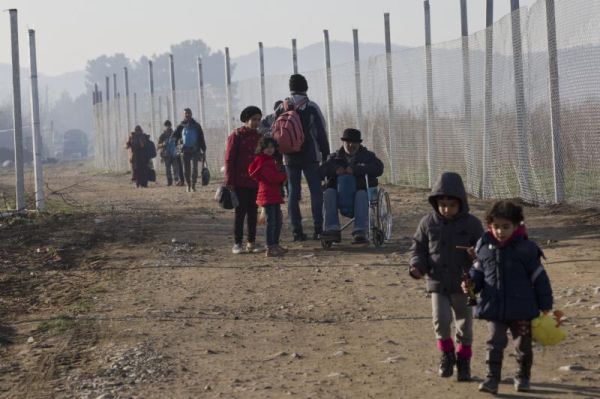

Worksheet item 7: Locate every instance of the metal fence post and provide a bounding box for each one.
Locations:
[323,30,334,147]
[169,54,178,123]
[292,38,298,74]
[353,29,363,134]
[9,9,25,211]
[166,96,171,122]
[105,75,110,170]
[124,67,131,133]
[116,92,122,169]
[482,0,494,198]
[148,60,156,137]
[258,43,266,113]
[197,57,206,126]
[510,0,532,201]
[384,13,396,184]
[28,29,44,211]
[224,47,233,133]
[424,1,435,188]
[133,92,138,126]
[460,0,476,196]
[545,0,564,203]
[158,96,163,127]
[113,73,119,169]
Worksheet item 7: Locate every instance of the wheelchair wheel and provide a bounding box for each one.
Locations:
[321,239,333,250]
[377,189,393,241]
[372,228,384,248]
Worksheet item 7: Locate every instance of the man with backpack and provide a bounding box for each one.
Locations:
[273,74,330,241]
[157,120,179,186]
[174,108,207,192]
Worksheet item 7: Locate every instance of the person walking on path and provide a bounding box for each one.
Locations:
[174,108,206,192]
[157,120,179,186]
[275,74,330,241]
[249,137,288,257]
[409,172,484,382]
[125,125,155,188]
[225,106,264,254]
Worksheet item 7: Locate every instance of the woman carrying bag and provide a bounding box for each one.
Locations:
[224,106,264,254]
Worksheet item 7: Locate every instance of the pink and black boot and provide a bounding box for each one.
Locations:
[456,344,472,381]
[437,339,456,378]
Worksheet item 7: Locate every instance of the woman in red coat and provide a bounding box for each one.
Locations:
[248,137,288,257]
[225,106,263,254]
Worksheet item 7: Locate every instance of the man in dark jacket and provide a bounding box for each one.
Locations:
[409,172,484,381]
[319,128,383,244]
[174,108,207,192]
[275,75,330,241]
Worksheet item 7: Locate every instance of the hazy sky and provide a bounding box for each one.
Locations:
[1,0,537,76]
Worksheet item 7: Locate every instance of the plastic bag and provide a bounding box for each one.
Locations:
[258,207,266,225]
[532,310,567,346]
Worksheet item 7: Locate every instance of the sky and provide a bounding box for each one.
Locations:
[1,0,538,76]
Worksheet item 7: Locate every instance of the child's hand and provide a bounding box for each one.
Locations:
[409,266,423,279]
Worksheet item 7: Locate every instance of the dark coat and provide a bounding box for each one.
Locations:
[174,118,206,152]
[319,146,384,190]
[409,172,484,294]
[248,153,287,206]
[275,95,330,166]
[224,127,262,189]
[469,230,553,321]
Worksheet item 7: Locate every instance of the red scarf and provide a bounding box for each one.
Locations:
[488,224,528,248]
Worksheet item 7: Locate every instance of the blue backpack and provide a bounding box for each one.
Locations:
[182,125,198,148]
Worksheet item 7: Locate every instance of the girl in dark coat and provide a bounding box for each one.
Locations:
[125,125,152,188]
[225,106,263,254]
[465,200,553,394]
[248,137,287,257]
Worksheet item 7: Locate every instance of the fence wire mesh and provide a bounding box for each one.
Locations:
[92,0,600,205]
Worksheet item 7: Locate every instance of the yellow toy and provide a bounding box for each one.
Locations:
[532,310,567,346]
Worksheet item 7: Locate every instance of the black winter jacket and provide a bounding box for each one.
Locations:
[173,118,206,153]
[469,231,553,321]
[409,172,484,294]
[319,146,384,190]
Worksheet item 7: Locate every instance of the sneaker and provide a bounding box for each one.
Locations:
[514,377,530,392]
[232,243,244,254]
[438,352,456,378]
[351,233,368,244]
[246,242,264,253]
[293,233,308,242]
[266,246,284,257]
[456,357,471,382]
[276,245,289,253]
[321,230,341,243]
[479,377,499,394]
[191,184,197,192]
[312,232,322,241]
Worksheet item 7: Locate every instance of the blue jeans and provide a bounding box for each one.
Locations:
[285,163,323,236]
[323,188,368,235]
[163,156,179,185]
[264,204,283,247]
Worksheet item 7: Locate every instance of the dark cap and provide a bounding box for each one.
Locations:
[240,105,262,123]
[289,74,308,93]
[164,120,172,127]
[341,128,362,143]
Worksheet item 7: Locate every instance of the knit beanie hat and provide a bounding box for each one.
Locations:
[289,74,308,93]
[240,106,262,123]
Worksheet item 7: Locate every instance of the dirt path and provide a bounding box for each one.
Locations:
[1,163,599,398]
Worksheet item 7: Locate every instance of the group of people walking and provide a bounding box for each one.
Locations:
[123,72,557,395]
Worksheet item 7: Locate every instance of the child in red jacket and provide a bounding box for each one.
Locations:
[248,137,288,257]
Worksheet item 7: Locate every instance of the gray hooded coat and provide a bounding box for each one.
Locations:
[409,172,484,294]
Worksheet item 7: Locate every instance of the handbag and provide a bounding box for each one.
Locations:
[201,158,211,186]
[215,185,239,210]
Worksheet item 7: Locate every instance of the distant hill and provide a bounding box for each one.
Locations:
[232,41,410,81]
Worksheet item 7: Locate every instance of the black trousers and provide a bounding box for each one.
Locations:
[486,320,533,366]
[234,187,258,245]
[181,149,201,186]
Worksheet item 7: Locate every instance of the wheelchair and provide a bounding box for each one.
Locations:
[321,174,392,249]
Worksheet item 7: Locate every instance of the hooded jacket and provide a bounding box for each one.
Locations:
[224,127,262,189]
[319,145,384,190]
[174,117,206,153]
[248,153,287,206]
[469,228,553,321]
[409,172,484,294]
[275,94,330,166]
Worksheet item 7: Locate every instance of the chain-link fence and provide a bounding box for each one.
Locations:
[92,0,600,205]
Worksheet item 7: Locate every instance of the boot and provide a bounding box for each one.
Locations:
[514,355,532,392]
[456,357,471,382]
[438,351,456,378]
[479,351,503,394]
[191,183,197,192]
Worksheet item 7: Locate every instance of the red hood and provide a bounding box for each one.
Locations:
[248,153,272,178]
[488,224,528,247]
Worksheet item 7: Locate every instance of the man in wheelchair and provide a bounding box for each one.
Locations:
[319,128,384,244]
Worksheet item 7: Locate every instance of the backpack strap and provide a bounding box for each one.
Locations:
[283,97,308,112]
